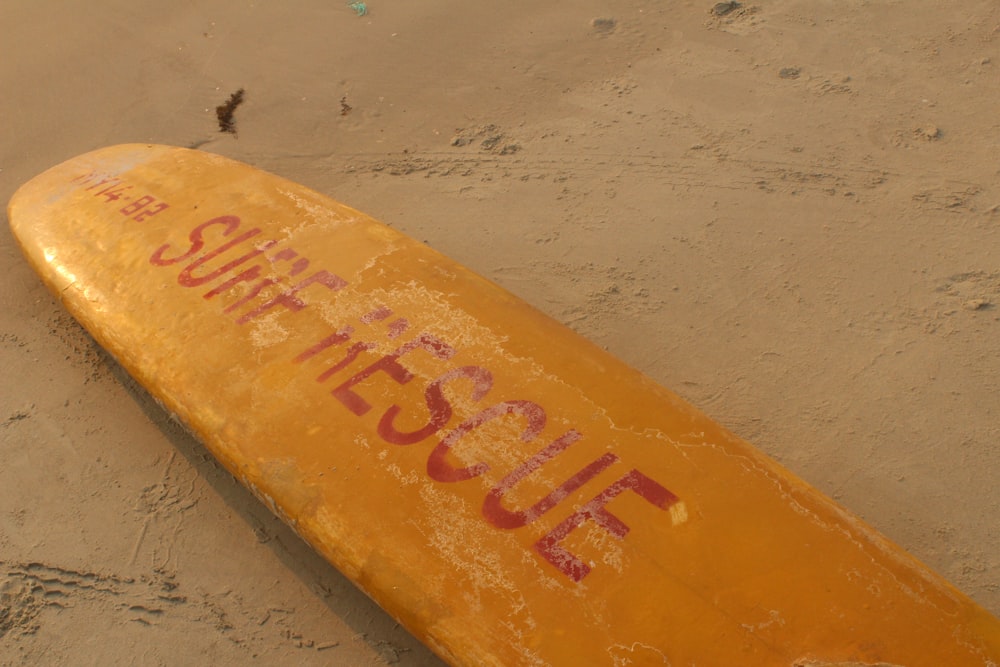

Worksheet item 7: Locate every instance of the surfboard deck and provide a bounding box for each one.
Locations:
[8,144,999,666]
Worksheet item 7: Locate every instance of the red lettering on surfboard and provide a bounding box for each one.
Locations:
[295,328,354,364]
[69,172,166,215]
[207,247,313,309]
[378,365,493,446]
[267,248,309,276]
[331,333,457,416]
[100,174,685,583]
[179,231,276,287]
[316,341,377,381]
[203,266,271,302]
[278,269,684,583]
[148,215,348,324]
[534,469,680,582]
[70,172,98,184]
[296,306,412,383]
[427,401,547,483]
[84,177,127,198]
[120,195,170,221]
[120,195,156,216]
[482,432,619,529]
[73,172,132,202]
[235,270,348,323]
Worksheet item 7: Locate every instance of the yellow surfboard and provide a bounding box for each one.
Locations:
[8,144,1000,666]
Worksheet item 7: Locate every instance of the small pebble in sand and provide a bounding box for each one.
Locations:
[914,125,942,140]
[711,1,741,16]
[964,298,990,311]
[591,17,617,35]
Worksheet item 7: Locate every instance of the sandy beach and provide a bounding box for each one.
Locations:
[2,1,998,664]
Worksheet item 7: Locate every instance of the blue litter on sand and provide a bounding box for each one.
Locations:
[348,1,367,16]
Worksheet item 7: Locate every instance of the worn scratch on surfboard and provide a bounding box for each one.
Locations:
[607,642,670,666]
[278,188,359,231]
[247,310,290,349]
